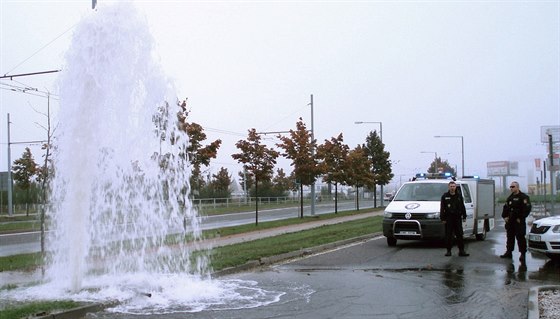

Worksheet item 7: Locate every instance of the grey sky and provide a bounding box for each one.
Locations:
[1,0,558,190]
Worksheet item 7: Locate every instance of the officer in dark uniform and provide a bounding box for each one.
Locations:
[440,181,469,257]
[500,181,532,261]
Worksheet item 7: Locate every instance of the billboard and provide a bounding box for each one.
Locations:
[487,161,518,176]
[0,172,8,191]
[541,125,560,143]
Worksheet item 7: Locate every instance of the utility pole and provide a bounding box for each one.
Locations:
[548,133,555,213]
[7,114,13,216]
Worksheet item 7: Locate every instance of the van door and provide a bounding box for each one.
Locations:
[459,184,475,235]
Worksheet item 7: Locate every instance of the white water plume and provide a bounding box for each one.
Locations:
[45,2,201,291]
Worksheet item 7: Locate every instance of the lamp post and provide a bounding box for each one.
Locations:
[434,135,464,177]
[420,151,438,173]
[355,121,382,141]
[355,121,384,207]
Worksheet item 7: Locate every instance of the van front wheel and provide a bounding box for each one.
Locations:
[387,237,397,246]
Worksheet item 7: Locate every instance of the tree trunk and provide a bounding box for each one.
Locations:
[255,178,259,226]
[334,183,338,214]
[373,183,377,208]
[300,183,304,218]
[26,189,30,216]
[356,185,360,210]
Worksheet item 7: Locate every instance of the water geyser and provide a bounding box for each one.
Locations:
[46,2,202,292]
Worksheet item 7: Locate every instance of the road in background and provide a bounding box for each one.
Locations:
[0,200,375,257]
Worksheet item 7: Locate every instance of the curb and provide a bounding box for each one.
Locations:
[528,285,560,319]
[34,302,114,319]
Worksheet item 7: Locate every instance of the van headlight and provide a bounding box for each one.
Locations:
[384,211,393,218]
[426,212,440,219]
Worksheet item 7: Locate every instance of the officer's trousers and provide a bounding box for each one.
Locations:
[445,217,465,252]
[505,220,527,253]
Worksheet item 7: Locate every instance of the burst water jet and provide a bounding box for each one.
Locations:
[2,3,291,313]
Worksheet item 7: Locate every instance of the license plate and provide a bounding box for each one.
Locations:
[399,231,417,235]
[529,234,541,242]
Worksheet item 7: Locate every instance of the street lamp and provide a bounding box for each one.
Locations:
[355,121,384,207]
[434,135,464,177]
[354,121,382,141]
[420,151,438,173]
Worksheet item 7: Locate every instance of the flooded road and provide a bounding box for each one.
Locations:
[91,221,559,319]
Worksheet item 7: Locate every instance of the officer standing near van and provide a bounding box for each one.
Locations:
[440,181,469,257]
[500,181,532,261]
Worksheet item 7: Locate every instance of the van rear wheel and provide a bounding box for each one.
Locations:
[387,237,397,246]
[475,227,487,241]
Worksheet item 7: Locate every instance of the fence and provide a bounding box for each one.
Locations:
[1,196,319,215]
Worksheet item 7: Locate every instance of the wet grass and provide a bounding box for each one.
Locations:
[207,215,383,271]
[0,253,44,272]
[0,300,80,319]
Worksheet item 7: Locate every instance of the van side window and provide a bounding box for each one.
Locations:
[458,185,472,203]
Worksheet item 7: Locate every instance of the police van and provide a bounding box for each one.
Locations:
[382,173,496,246]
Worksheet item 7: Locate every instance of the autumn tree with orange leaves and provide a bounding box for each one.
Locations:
[232,128,279,225]
[176,99,222,196]
[317,133,349,213]
[345,145,374,210]
[277,118,323,218]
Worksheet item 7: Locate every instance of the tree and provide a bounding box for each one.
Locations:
[238,168,293,198]
[208,167,232,198]
[238,170,253,197]
[428,157,457,176]
[271,168,295,197]
[12,147,38,215]
[232,128,279,225]
[175,99,222,196]
[363,131,393,208]
[317,133,349,213]
[345,145,374,210]
[277,118,322,218]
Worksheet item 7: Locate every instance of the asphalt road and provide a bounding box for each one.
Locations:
[0,200,374,257]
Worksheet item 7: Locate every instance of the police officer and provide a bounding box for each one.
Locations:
[440,181,469,257]
[500,181,532,261]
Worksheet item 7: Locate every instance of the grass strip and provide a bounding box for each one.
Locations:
[207,215,383,271]
[0,221,40,233]
[204,208,378,239]
[0,253,44,272]
[0,300,80,319]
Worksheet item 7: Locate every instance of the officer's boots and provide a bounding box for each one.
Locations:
[500,251,513,258]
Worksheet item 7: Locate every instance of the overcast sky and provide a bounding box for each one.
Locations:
[1,0,559,190]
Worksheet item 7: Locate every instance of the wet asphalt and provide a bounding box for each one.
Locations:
[87,220,559,319]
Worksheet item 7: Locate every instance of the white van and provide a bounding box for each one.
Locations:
[382,173,495,246]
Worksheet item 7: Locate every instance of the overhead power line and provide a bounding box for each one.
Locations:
[5,21,76,75]
[1,70,61,79]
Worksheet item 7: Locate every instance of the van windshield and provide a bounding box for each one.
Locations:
[393,183,451,201]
